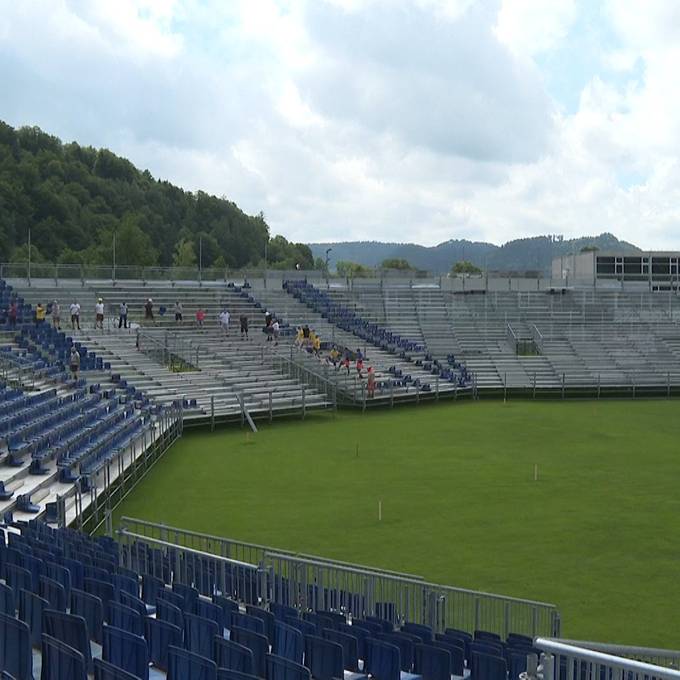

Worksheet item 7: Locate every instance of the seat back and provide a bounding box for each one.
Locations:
[70,588,104,644]
[378,631,417,672]
[273,621,303,664]
[17,589,48,648]
[167,645,217,680]
[41,633,87,680]
[4,564,32,602]
[216,670,259,680]
[470,641,504,673]
[84,577,115,611]
[365,615,392,632]
[93,658,140,680]
[42,609,92,672]
[141,573,164,605]
[118,591,147,619]
[158,588,185,611]
[414,644,451,680]
[0,612,32,680]
[266,654,311,680]
[213,595,239,629]
[304,635,344,680]
[40,575,67,612]
[365,638,400,680]
[45,562,71,602]
[475,630,502,643]
[145,617,183,672]
[214,637,255,674]
[431,639,465,676]
[102,624,150,680]
[107,601,144,636]
[197,599,225,632]
[172,582,199,612]
[113,574,139,599]
[232,612,265,635]
[322,628,359,672]
[270,603,298,621]
[185,612,219,659]
[230,626,268,678]
[157,598,184,630]
[284,616,316,639]
[246,605,275,641]
[0,582,16,616]
[402,622,433,643]
[472,652,507,680]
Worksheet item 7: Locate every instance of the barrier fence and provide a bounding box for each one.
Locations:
[534,638,680,680]
[117,517,560,639]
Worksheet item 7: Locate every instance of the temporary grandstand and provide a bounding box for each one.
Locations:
[3,266,680,679]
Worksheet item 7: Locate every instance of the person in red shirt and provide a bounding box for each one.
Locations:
[196,308,206,327]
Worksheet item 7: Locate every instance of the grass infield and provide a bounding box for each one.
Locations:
[112,400,680,647]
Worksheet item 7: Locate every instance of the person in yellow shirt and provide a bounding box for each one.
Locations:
[295,327,304,348]
[35,303,46,326]
[313,335,321,356]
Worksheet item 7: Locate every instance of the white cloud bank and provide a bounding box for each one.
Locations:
[1,0,680,247]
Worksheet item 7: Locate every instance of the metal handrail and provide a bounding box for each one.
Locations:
[534,638,680,679]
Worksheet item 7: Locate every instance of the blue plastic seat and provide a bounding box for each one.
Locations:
[414,644,451,680]
[365,639,400,680]
[246,605,275,640]
[431,639,465,676]
[157,598,184,630]
[107,600,144,636]
[44,563,71,601]
[232,612,266,635]
[4,564,32,602]
[84,577,115,611]
[266,654,311,680]
[102,624,150,680]
[472,652,507,680]
[273,620,303,664]
[216,670,259,680]
[377,632,417,672]
[304,634,344,680]
[41,633,87,680]
[322,628,359,672]
[118,591,148,620]
[146,617,183,672]
[285,616,317,639]
[270,603,298,621]
[43,609,92,673]
[141,573,164,606]
[185,612,220,659]
[0,582,16,616]
[17,588,49,649]
[167,645,217,680]
[158,588,185,611]
[212,595,239,628]
[113,574,139,599]
[214,637,255,674]
[172,582,199,612]
[70,588,104,644]
[197,599,225,632]
[93,658,140,680]
[40,575,67,612]
[0,612,32,680]
[475,630,501,643]
[230,626,268,678]
[401,622,433,643]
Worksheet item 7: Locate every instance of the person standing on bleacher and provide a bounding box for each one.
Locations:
[35,302,46,326]
[174,300,183,323]
[51,299,61,330]
[118,301,128,329]
[70,346,80,380]
[70,300,81,330]
[95,298,105,330]
[144,298,154,322]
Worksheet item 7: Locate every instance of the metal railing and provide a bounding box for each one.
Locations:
[136,329,200,371]
[550,639,680,670]
[117,528,266,604]
[117,517,559,637]
[534,638,680,680]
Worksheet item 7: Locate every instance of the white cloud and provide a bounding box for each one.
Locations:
[1,0,680,249]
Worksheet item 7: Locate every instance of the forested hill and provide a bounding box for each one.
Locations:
[0,121,312,269]
[310,233,640,274]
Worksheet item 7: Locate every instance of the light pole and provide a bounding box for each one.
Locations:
[325,248,332,288]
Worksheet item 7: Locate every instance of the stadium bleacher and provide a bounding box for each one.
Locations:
[0,519,553,680]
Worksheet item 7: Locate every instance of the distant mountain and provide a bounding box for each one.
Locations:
[309,233,640,274]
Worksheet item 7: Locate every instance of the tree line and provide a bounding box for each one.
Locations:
[0,121,313,270]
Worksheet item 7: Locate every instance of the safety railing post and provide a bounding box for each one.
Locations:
[210,395,215,431]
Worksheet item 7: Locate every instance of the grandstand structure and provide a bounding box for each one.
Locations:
[3,268,680,677]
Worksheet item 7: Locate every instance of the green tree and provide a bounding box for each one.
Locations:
[116,214,158,266]
[173,238,197,267]
[336,260,373,277]
[381,257,413,270]
[451,260,482,275]
[314,257,329,273]
[580,245,599,253]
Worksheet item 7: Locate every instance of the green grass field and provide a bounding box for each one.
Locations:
[112,400,680,648]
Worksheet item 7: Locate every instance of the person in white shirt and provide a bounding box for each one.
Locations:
[69,301,81,330]
[219,309,230,336]
[95,298,104,330]
[272,319,280,346]
[174,301,183,323]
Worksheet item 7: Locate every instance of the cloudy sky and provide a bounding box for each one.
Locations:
[2,0,680,247]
